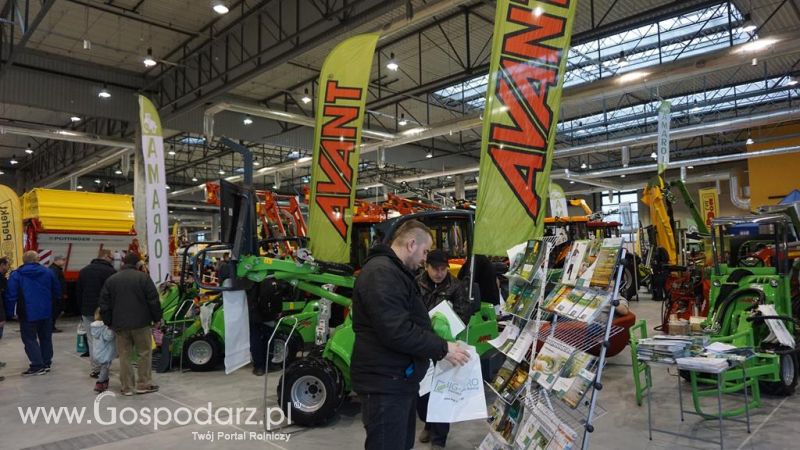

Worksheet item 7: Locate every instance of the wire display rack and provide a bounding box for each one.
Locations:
[481,240,628,450]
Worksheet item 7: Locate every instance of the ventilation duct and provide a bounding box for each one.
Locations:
[729,173,751,210]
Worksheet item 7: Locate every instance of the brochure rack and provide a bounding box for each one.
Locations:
[481,239,628,450]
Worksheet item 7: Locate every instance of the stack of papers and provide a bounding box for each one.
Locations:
[676,356,730,373]
[637,336,694,364]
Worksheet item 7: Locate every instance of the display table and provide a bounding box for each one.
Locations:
[641,359,752,450]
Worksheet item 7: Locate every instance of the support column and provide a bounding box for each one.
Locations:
[454,174,466,200]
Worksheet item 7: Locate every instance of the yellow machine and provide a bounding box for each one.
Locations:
[641,176,677,264]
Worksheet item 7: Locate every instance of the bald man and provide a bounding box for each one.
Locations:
[5,251,61,376]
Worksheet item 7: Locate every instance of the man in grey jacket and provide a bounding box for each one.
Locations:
[99,253,161,396]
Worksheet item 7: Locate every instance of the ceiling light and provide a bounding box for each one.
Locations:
[192,176,198,182]
[94,178,101,184]
[98,86,111,99]
[219,169,225,175]
[115,169,123,175]
[25,144,33,155]
[243,115,253,125]
[168,145,176,156]
[746,137,755,145]
[788,77,798,86]
[752,57,758,66]
[617,70,649,84]
[739,38,778,54]
[70,115,81,122]
[620,174,626,178]
[253,159,261,166]
[398,113,408,127]
[76,184,82,189]
[580,162,587,169]
[212,2,229,14]
[192,206,197,210]
[569,180,575,184]
[426,150,433,159]
[272,184,278,189]
[143,48,157,67]
[165,185,171,190]
[83,39,91,50]
[687,166,694,169]
[650,151,658,159]
[533,6,544,16]
[386,52,398,71]
[9,155,18,165]
[617,51,628,67]
[301,88,311,104]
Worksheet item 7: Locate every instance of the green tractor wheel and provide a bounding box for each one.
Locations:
[267,333,303,372]
[183,334,223,372]
[278,357,344,426]
[761,350,799,397]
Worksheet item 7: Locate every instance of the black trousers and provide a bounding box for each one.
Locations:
[360,393,416,450]
[417,393,450,446]
[249,322,272,370]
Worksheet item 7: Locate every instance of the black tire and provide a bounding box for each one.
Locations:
[183,334,223,372]
[277,357,342,426]
[267,332,303,372]
[761,351,799,397]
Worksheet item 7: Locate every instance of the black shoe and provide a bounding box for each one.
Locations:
[44,365,51,373]
[22,368,47,377]
[80,352,90,358]
[252,367,266,376]
[52,328,63,333]
[0,361,6,368]
[89,371,100,379]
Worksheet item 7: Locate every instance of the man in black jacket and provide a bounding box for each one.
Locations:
[99,253,161,396]
[352,220,470,450]
[76,251,116,376]
[415,250,473,448]
[50,256,67,333]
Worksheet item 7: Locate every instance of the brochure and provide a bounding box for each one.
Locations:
[553,288,586,316]
[506,319,541,363]
[560,241,589,286]
[542,285,573,312]
[492,358,519,392]
[531,338,575,390]
[575,239,603,286]
[529,402,559,450]
[500,361,530,402]
[589,238,623,287]
[546,422,578,450]
[565,290,596,319]
[552,350,596,407]
[576,290,612,323]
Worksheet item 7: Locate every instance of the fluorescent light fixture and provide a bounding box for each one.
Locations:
[70,116,81,122]
[736,38,778,53]
[569,180,575,184]
[218,169,225,175]
[386,52,398,71]
[115,169,123,174]
[98,86,111,99]
[398,113,408,127]
[9,155,18,165]
[426,151,433,159]
[25,144,33,155]
[192,176,198,182]
[76,184,82,189]
[253,159,261,166]
[746,137,755,145]
[687,165,694,169]
[212,2,229,14]
[143,48,157,67]
[617,70,649,83]
[165,185,171,190]
[620,174,626,178]
[272,184,278,189]
[243,115,253,125]
[94,178,101,184]
[301,88,311,104]
[192,206,197,210]
[168,148,176,156]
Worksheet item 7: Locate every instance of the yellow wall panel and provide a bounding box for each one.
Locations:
[747,124,800,207]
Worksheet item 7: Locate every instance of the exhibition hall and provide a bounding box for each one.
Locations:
[1,1,799,449]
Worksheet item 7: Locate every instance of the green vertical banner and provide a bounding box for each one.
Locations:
[308,33,379,263]
[474,0,579,256]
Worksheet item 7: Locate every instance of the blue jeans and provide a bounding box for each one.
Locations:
[20,319,53,370]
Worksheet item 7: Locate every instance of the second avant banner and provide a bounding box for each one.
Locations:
[474,0,579,256]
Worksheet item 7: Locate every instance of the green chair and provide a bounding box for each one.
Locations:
[629,319,652,406]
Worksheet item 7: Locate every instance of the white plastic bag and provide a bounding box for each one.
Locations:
[200,303,215,335]
[426,344,487,423]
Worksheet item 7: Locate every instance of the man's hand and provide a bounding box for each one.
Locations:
[444,342,470,366]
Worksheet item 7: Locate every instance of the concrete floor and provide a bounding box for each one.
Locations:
[1,295,798,450]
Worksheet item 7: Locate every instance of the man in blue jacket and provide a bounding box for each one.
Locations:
[5,251,61,376]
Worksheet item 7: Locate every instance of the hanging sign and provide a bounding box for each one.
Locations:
[138,95,170,283]
[473,0,579,256]
[657,101,671,175]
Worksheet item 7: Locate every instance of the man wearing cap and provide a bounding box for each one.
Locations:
[99,253,161,395]
[415,249,473,449]
[50,255,67,333]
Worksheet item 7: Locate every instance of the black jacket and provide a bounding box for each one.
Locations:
[417,271,472,324]
[76,259,117,316]
[99,265,161,331]
[50,264,66,298]
[458,254,500,305]
[351,245,448,395]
